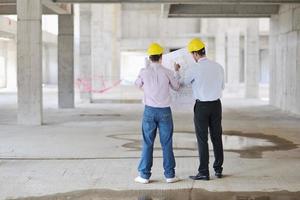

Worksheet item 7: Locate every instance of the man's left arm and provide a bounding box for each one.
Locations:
[221,66,225,90]
[135,69,144,88]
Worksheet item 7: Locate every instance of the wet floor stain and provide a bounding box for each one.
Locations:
[107,131,298,159]
[80,113,121,117]
[11,189,300,200]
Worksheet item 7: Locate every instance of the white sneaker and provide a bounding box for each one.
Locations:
[166,176,180,183]
[134,176,149,184]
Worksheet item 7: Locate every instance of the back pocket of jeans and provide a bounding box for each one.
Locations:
[161,113,172,122]
[143,114,154,122]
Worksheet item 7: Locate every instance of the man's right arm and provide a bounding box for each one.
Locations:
[174,64,194,86]
[168,70,180,91]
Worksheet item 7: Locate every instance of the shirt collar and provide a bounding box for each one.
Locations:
[198,57,207,62]
[149,62,161,67]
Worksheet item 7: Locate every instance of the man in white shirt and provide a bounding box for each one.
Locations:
[175,38,224,180]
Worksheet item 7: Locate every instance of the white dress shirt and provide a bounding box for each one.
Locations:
[178,57,225,101]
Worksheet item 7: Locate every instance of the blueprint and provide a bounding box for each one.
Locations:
[161,48,195,106]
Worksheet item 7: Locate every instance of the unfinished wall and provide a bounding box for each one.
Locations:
[269,4,300,115]
[121,4,201,50]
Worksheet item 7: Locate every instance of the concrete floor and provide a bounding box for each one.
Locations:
[0,88,300,200]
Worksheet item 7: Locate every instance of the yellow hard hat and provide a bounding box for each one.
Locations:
[147,43,164,56]
[187,38,205,52]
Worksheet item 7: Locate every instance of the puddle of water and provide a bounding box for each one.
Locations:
[12,189,300,200]
[108,131,298,159]
[112,133,275,151]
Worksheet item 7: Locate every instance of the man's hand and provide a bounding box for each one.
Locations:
[174,63,181,72]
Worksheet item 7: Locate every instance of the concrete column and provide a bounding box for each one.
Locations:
[43,44,58,85]
[79,5,92,102]
[6,41,17,90]
[42,44,48,84]
[0,41,7,88]
[215,32,226,72]
[17,0,42,125]
[73,4,80,91]
[269,15,279,107]
[58,14,74,108]
[245,19,260,98]
[297,30,300,114]
[91,4,121,95]
[111,4,121,83]
[226,29,240,92]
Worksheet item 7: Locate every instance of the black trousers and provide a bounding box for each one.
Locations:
[194,99,224,175]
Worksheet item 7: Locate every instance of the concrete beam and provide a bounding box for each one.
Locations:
[52,0,300,4]
[160,4,170,18]
[0,5,71,14]
[0,0,72,15]
[0,4,15,14]
[168,4,279,18]
[42,0,72,14]
[0,16,58,45]
[0,0,15,4]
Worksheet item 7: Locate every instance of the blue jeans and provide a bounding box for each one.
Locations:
[138,105,176,179]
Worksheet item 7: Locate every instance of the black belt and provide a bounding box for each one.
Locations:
[196,99,220,103]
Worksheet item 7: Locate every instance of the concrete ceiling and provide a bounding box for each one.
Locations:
[52,0,300,3]
[0,0,299,17]
[53,0,299,18]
